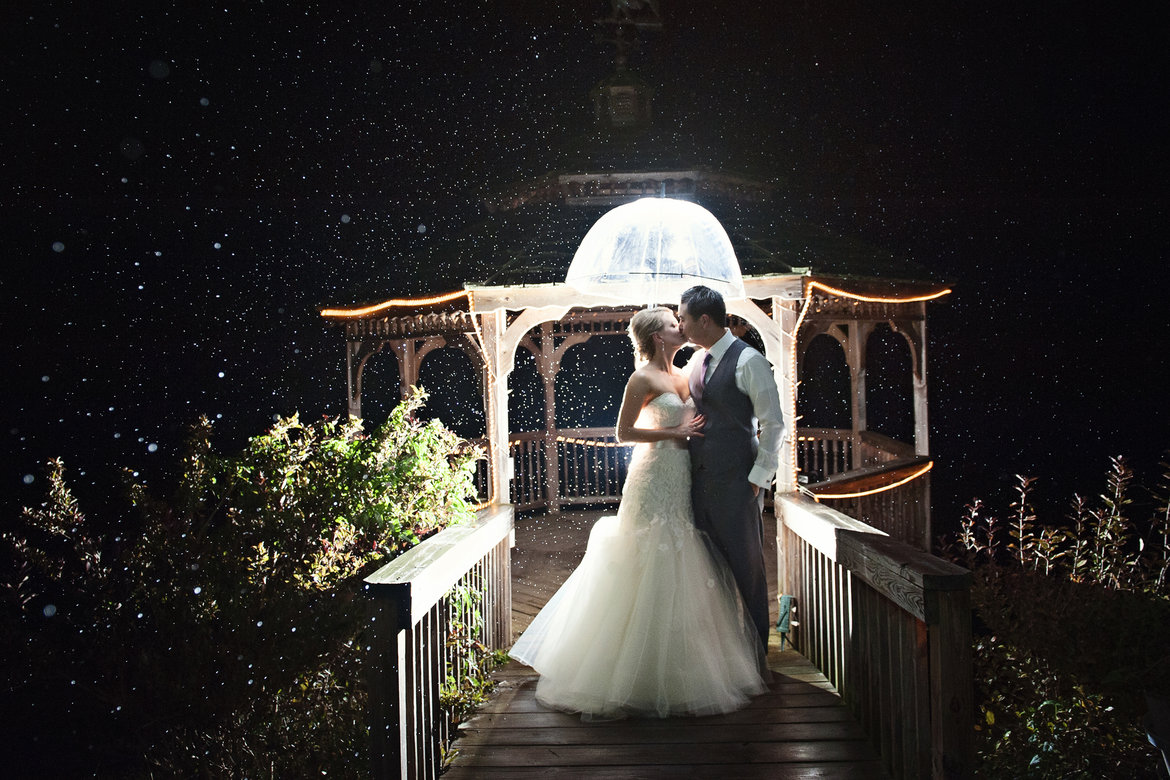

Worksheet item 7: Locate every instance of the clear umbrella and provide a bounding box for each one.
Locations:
[565,197,744,304]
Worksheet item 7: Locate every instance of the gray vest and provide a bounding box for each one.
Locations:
[691,338,757,477]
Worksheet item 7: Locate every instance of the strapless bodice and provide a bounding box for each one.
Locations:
[635,391,692,431]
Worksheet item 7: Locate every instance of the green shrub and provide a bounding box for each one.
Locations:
[0,388,481,777]
[944,456,1169,777]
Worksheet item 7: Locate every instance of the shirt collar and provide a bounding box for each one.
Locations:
[706,329,735,364]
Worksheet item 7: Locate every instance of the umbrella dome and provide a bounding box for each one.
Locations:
[565,197,745,303]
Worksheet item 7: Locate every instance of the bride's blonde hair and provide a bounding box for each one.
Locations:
[629,306,672,364]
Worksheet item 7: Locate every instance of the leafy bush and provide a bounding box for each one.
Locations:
[943,456,1169,777]
[0,389,481,777]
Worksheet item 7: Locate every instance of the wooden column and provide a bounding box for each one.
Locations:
[539,322,561,512]
[391,339,419,400]
[910,310,930,457]
[774,297,801,493]
[346,339,385,419]
[479,310,512,506]
[387,336,450,400]
[847,322,874,446]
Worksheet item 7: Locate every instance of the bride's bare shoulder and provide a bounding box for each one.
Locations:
[628,367,675,401]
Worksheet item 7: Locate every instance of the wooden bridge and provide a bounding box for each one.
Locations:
[364,429,974,779]
[443,509,890,779]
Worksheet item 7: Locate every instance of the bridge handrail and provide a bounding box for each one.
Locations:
[777,493,973,779]
[364,504,515,779]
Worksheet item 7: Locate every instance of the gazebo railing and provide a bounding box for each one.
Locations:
[808,455,933,550]
[364,504,514,780]
[797,428,913,483]
[554,428,630,507]
[473,428,632,510]
[478,427,922,521]
[777,493,973,779]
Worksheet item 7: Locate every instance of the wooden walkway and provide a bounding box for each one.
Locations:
[444,510,888,779]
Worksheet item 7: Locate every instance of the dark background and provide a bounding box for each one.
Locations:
[3,1,1168,529]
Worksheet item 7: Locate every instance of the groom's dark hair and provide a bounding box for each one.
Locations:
[681,285,726,326]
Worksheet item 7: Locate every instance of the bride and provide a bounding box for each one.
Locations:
[509,306,769,719]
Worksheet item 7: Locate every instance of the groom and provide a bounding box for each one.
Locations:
[678,285,785,651]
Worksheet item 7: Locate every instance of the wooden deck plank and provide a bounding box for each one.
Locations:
[443,764,888,779]
[455,721,869,746]
[449,741,880,766]
[445,509,888,779]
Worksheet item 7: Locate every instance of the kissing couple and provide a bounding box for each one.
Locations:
[510,285,787,719]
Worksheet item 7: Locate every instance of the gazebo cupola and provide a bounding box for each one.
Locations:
[590,0,659,134]
[591,55,654,132]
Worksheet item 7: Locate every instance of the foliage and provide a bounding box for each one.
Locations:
[439,584,508,762]
[0,388,481,777]
[943,456,1170,777]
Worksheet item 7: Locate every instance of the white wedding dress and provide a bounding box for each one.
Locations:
[509,392,769,719]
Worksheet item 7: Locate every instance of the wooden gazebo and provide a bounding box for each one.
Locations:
[333,222,971,778]
[322,250,948,546]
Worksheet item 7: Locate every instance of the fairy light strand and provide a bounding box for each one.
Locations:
[320,289,469,318]
[808,461,934,500]
[553,435,633,448]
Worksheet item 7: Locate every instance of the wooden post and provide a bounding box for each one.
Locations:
[346,338,362,419]
[929,587,974,779]
[540,322,561,511]
[848,321,874,452]
[367,594,407,779]
[479,310,512,505]
[773,296,800,493]
[347,339,385,420]
[910,309,930,458]
[390,339,419,401]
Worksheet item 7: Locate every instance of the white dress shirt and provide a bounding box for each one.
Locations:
[694,329,786,489]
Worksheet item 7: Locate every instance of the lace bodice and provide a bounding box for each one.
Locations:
[635,392,693,431]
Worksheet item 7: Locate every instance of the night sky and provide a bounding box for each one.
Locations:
[3,1,1168,527]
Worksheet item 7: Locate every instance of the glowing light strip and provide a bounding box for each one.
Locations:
[811,461,934,500]
[320,289,469,318]
[553,436,634,448]
[805,280,952,305]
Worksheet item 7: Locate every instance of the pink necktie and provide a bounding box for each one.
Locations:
[695,352,713,400]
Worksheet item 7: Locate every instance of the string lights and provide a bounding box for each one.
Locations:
[553,435,633,448]
[319,289,469,318]
[808,461,934,500]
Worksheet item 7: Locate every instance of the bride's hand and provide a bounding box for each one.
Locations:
[681,413,706,441]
